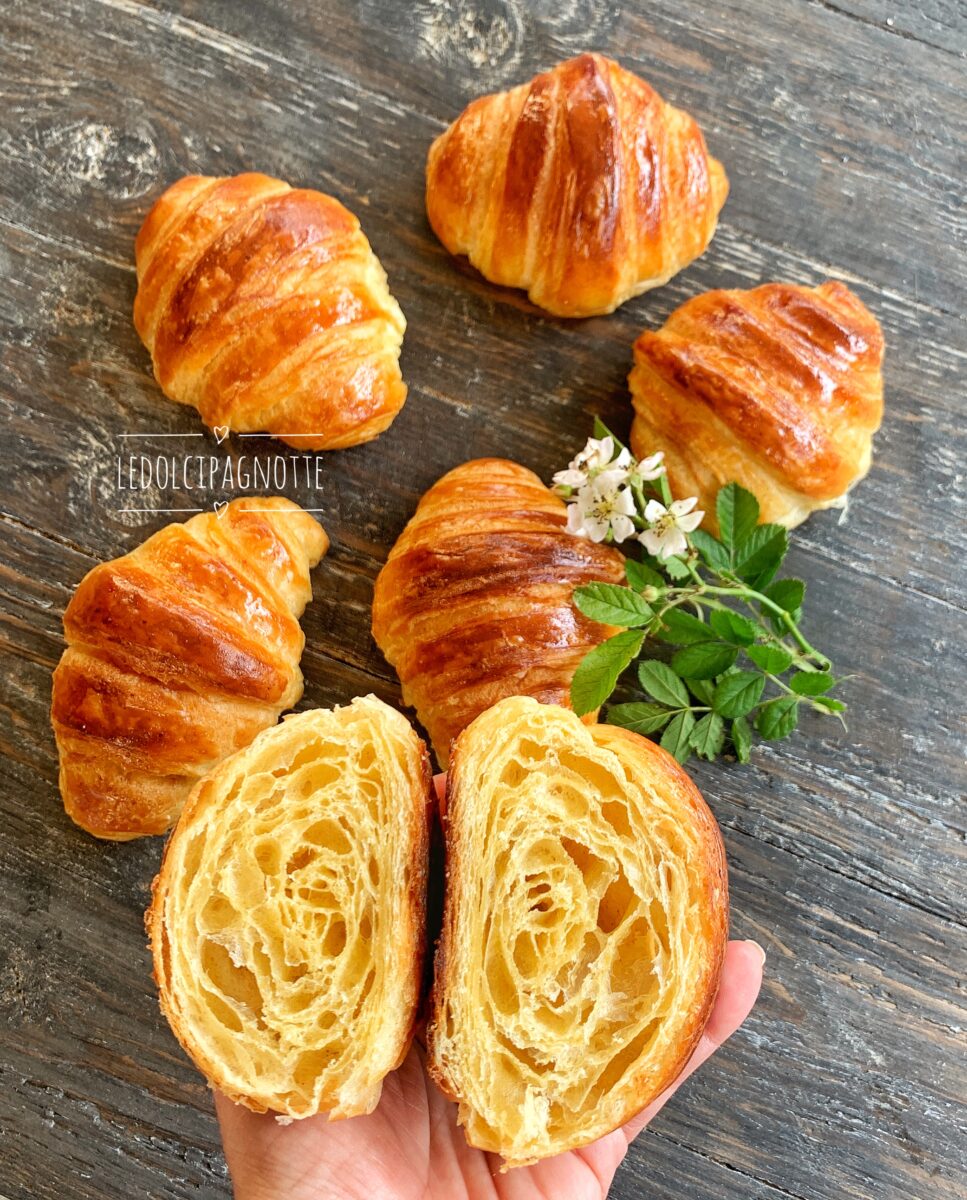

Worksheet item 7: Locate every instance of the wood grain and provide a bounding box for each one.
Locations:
[0,1,964,1198]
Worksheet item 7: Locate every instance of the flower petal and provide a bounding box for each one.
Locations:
[614,487,637,516]
[639,529,663,556]
[644,499,667,523]
[659,529,688,559]
[670,497,699,517]
[676,509,704,532]
[611,514,636,543]
[553,468,586,488]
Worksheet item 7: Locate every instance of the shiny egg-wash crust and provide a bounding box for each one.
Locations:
[427,698,728,1167]
[148,697,432,1121]
[51,498,327,841]
[426,52,728,318]
[371,458,626,767]
[630,280,885,530]
[134,172,407,450]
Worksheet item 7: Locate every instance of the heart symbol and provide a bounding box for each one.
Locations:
[214,500,228,518]
[213,425,230,444]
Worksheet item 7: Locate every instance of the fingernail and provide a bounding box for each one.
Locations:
[745,939,766,967]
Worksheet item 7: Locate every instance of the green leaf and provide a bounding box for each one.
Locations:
[671,642,738,680]
[592,416,628,454]
[717,483,760,552]
[691,528,730,572]
[766,578,805,616]
[713,671,766,717]
[653,608,717,646]
[606,702,674,736]
[660,710,696,763]
[790,671,834,696]
[734,524,788,588]
[573,583,654,628]
[686,677,716,706]
[689,712,726,760]
[570,631,644,716]
[663,555,691,581]
[637,661,690,708]
[812,696,847,713]
[746,644,794,674]
[756,697,800,740]
[732,714,753,763]
[625,558,664,591]
[709,609,758,646]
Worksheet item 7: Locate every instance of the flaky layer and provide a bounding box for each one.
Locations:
[630,280,885,529]
[149,697,431,1120]
[134,172,407,450]
[426,53,728,317]
[371,459,625,766]
[51,498,327,839]
[427,698,728,1165]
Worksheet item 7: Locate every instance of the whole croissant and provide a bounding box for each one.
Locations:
[51,498,327,840]
[426,52,728,317]
[371,459,625,766]
[629,280,885,529]
[134,173,407,450]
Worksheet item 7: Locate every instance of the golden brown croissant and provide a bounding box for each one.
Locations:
[427,697,728,1165]
[425,52,728,318]
[51,498,327,840]
[133,173,407,450]
[148,697,431,1120]
[629,280,885,529]
[371,459,625,766]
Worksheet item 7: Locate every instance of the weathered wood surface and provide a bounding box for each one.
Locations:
[0,1,964,1198]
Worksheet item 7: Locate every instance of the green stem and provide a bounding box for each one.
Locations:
[697,585,829,667]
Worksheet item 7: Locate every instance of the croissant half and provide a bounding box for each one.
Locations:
[51,498,327,840]
[371,459,626,766]
[427,697,729,1165]
[426,52,728,317]
[148,697,432,1119]
[630,280,885,529]
[134,173,407,450]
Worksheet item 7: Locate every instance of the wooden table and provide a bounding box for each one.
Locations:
[1,2,964,1197]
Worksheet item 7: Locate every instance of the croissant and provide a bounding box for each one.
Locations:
[51,498,327,840]
[133,173,407,450]
[371,458,625,766]
[148,697,431,1120]
[427,697,728,1165]
[629,280,885,529]
[425,52,728,318]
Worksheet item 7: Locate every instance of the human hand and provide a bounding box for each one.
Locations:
[217,777,763,1200]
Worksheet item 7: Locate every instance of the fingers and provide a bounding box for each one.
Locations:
[621,939,765,1142]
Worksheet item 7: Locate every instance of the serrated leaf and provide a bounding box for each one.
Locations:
[573,583,654,628]
[570,630,644,716]
[732,714,753,763]
[812,696,847,713]
[625,558,664,591]
[756,696,800,739]
[689,712,726,760]
[660,710,696,763]
[790,671,834,696]
[691,528,731,572]
[606,702,674,735]
[637,660,690,707]
[766,578,805,615]
[671,642,738,680]
[717,483,760,552]
[734,524,788,588]
[709,609,758,646]
[653,608,717,646]
[713,671,766,717]
[746,644,794,674]
[686,677,716,706]
[663,555,691,581]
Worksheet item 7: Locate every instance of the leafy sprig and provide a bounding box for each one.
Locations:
[566,423,844,766]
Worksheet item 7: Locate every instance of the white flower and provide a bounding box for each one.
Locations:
[553,435,632,491]
[639,497,704,559]
[566,476,638,544]
[632,451,665,483]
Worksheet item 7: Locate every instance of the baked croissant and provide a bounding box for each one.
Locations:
[426,52,728,317]
[51,498,327,840]
[629,280,885,529]
[427,697,728,1165]
[133,173,407,450]
[371,459,625,766]
[148,697,431,1120]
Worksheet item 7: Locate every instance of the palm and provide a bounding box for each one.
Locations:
[217,942,763,1200]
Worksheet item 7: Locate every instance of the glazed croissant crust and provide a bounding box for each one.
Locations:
[427,697,728,1166]
[134,173,407,450]
[370,458,625,766]
[426,52,728,317]
[630,280,885,529]
[148,697,431,1120]
[51,498,327,840]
